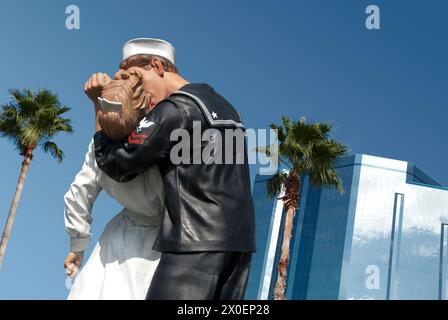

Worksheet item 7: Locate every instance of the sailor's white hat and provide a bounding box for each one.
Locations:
[122,38,176,65]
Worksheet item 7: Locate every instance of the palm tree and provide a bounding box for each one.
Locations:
[257,116,348,300]
[0,88,73,267]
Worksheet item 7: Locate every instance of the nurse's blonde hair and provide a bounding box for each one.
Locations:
[97,70,148,141]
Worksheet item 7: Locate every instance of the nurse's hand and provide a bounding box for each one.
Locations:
[84,72,112,103]
[84,72,112,131]
[64,251,84,278]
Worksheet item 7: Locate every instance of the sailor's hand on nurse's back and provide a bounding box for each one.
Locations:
[64,251,84,278]
[84,72,112,103]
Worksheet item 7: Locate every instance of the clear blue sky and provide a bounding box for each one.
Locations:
[0,0,446,299]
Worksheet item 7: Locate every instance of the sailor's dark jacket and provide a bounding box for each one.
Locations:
[94,83,256,252]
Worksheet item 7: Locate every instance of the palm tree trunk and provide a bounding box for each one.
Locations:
[274,174,301,300]
[273,205,296,300]
[0,154,32,268]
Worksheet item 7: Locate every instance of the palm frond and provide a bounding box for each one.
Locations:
[36,89,59,109]
[309,167,344,193]
[19,125,42,147]
[8,88,32,102]
[281,116,294,139]
[56,106,71,115]
[48,122,74,135]
[42,141,64,163]
[307,139,348,193]
[266,171,288,198]
[270,123,286,143]
[0,104,22,148]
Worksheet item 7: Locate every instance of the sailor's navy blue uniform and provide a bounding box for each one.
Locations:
[94,83,255,299]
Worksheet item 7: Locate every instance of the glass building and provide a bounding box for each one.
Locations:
[245,154,448,300]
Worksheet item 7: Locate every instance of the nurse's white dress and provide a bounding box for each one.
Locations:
[64,140,165,300]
